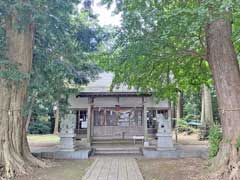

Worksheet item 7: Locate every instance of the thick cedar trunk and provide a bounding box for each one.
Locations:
[53,102,59,135]
[200,85,214,127]
[176,91,183,120]
[0,12,45,179]
[206,19,240,179]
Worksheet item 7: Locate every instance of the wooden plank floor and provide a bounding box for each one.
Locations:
[82,157,144,180]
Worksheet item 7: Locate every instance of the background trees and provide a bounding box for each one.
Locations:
[26,11,102,135]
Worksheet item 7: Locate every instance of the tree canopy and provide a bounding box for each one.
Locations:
[98,0,240,100]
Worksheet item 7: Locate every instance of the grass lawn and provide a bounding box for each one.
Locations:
[27,134,60,144]
[16,160,93,180]
[138,158,210,180]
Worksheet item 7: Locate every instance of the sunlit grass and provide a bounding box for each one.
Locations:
[27,134,60,144]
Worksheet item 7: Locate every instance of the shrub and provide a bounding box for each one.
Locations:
[235,135,240,151]
[177,119,194,134]
[28,120,51,134]
[208,124,222,158]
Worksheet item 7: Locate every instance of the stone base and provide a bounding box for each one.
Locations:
[156,133,174,150]
[33,149,92,160]
[157,147,176,151]
[143,144,208,159]
[144,141,150,147]
[59,133,76,151]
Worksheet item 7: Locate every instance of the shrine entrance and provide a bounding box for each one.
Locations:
[92,107,144,139]
[75,109,88,138]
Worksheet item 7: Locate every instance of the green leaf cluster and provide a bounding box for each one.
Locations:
[208,124,222,158]
[0,1,104,119]
[98,0,240,101]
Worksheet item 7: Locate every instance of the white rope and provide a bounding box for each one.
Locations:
[95,102,145,114]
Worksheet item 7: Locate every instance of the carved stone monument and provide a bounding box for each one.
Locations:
[156,114,175,151]
[59,113,76,151]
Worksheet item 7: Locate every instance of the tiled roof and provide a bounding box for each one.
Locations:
[81,72,137,93]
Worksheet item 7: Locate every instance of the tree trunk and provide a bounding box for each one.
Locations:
[176,91,183,120]
[206,19,240,179]
[53,102,59,135]
[25,95,36,131]
[0,12,45,179]
[171,101,176,128]
[200,85,214,127]
[201,86,205,124]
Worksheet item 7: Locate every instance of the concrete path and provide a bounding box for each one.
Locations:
[82,157,144,180]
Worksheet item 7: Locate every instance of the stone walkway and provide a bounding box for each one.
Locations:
[82,157,144,180]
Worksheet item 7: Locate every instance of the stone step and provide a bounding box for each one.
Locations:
[95,147,140,151]
[94,151,141,155]
[93,146,142,155]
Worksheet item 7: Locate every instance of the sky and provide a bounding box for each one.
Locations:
[91,0,121,27]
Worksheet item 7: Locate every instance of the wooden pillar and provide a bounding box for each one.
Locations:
[87,97,92,145]
[143,97,148,142]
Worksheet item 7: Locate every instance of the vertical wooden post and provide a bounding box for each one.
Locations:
[87,97,92,145]
[143,97,148,142]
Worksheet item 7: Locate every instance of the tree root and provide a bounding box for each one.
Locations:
[210,143,240,180]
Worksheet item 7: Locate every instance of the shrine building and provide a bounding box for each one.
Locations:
[68,72,171,146]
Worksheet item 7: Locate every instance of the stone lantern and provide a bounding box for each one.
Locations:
[156,114,175,151]
[59,113,77,151]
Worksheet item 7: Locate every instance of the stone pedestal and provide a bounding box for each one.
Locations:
[59,113,77,152]
[156,133,175,150]
[156,114,175,151]
[59,133,76,151]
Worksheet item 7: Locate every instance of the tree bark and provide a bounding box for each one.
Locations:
[176,91,183,120]
[53,102,59,135]
[0,11,45,179]
[206,19,240,179]
[200,85,214,127]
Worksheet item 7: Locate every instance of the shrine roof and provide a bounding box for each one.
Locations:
[77,72,151,97]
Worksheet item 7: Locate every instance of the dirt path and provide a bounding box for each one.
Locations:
[16,160,93,180]
[138,158,210,180]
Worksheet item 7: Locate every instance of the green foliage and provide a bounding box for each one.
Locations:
[208,124,222,158]
[235,135,240,150]
[211,88,220,123]
[28,119,51,134]
[0,60,29,81]
[27,10,102,119]
[98,0,240,102]
[1,1,104,127]
[183,92,201,121]
[177,119,194,134]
